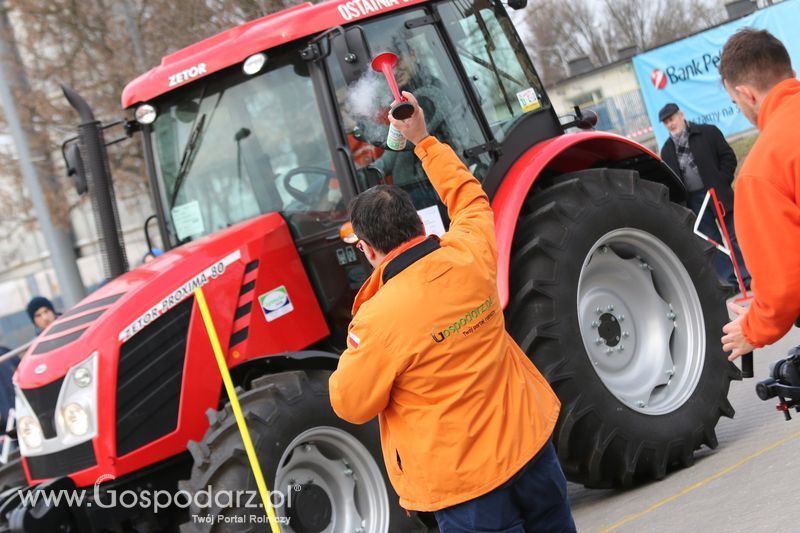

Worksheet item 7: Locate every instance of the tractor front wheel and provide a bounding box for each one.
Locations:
[179,370,422,533]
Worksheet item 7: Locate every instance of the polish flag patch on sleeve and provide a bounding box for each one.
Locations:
[348,331,361,348]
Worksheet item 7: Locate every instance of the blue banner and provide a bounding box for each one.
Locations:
[633,0,800,148]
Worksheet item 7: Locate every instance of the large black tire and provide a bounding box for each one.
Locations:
[0,454,24,493]
[506,169,740,488]
[179,370,423,533]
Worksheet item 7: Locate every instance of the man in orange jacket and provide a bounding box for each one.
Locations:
[719,29,800,359]
[329,92,574,532]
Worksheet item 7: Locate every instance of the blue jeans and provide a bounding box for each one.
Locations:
[433,442,576,533]
[687,190,750,288]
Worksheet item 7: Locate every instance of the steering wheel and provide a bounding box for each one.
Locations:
[282,166,337,206]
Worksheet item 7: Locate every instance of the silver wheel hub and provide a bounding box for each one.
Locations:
[578,230,705,415]
[275,427,389,533]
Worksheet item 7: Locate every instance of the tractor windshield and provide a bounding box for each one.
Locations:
[148,46,342,245]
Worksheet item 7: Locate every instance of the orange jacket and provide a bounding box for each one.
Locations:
[329,136,560,512]
[734,78,800,347]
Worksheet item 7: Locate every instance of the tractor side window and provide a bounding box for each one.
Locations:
[439,0,549,141]
[327,10,490,212]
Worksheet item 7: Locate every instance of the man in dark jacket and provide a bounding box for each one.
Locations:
[659,103,750,289]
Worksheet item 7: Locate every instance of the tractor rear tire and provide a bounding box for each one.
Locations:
[179,370,424,532]
[506,168,739,488]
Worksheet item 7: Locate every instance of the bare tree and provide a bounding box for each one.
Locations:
[0,0,298,271]
[604,0,722,53]
[525,0,614,84]
[522,0,725,85]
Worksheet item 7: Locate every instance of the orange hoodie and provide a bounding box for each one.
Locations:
[734,78,800,347]
[329,136,560,512]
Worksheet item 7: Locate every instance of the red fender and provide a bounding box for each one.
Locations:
[491,131,663,308]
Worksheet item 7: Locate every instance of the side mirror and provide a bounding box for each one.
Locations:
[331,26,372,85]
[64,142,88,195]
[560,106,599,130]
[507,0,528,9]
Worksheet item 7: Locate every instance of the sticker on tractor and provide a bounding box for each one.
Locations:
[516,88,541,113]
[119,250,241,342]
[171,201,205,241]
[259,286,294,322]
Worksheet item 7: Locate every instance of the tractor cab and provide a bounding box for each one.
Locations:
[132,0,559,344]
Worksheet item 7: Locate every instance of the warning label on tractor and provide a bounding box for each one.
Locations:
[259,286,294,322]
[516,88,541,113]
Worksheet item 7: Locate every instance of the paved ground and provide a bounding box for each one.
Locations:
[570,321,800,532]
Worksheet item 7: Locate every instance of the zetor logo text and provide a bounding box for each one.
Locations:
[168,63,207,88]
[650,50,722,90]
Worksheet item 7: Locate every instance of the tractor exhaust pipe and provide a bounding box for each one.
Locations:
[62,85,129,279]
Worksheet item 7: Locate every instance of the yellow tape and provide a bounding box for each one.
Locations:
[194,288,281,533]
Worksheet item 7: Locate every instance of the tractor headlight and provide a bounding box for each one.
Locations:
[18,416,43,449]
[62,403,89,436]
[135,104,157,125]
[55,352,98,442]
[73,367,92,388]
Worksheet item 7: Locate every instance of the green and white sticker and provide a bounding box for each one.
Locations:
[259,286,294,322]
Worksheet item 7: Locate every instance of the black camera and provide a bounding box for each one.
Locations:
[756,346,800,420]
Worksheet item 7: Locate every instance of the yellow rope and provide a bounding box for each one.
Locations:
[195,287,281,533]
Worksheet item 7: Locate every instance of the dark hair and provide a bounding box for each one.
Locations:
[719,28,793,90]
[349,185,424,254]
[26,296,55,323]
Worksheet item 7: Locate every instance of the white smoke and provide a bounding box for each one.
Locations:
[342,70,392,144]
[345,70,387,121]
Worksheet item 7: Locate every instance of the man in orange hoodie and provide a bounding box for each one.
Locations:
[719,29,800,359]
[329,92,574,532]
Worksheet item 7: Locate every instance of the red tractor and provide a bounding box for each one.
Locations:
[5,0,739,530]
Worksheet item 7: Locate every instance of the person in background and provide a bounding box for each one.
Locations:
[0,347,18,432]
[719,29,800,360]
[142,247,164,264]
[659,102,750,291]
[25,296,58,335]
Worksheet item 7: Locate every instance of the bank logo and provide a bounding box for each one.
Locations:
[651,69,667,90]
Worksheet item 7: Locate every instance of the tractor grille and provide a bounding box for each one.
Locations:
[26,440,96,480]
[115,297,193,457]
[20,377,64,439]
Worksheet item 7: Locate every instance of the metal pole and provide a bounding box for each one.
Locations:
[0,23,85,307]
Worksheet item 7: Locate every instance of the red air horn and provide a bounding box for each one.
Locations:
[371,52,415,120]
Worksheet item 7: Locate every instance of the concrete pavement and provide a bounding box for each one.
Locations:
[570,327,800,532]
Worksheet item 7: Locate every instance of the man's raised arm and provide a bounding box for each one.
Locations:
[388,92,496,261]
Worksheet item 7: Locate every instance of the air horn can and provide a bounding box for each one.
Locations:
[371,52,415,151]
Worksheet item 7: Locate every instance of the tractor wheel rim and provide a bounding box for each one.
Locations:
[275,426,389,533]
[577,228,706,415]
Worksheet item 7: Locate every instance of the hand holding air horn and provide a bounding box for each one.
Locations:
[371,52,414,150]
